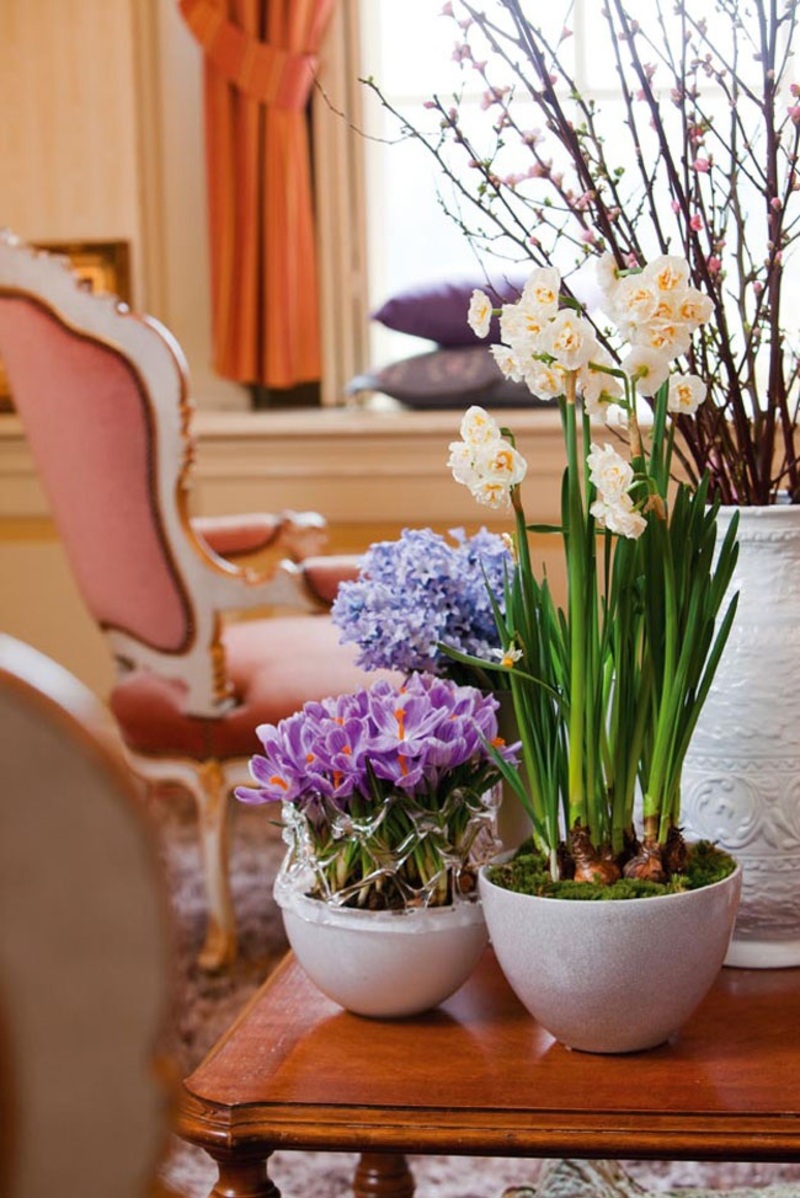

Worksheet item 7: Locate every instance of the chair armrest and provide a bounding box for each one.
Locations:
[191,509,329,562]
[300,554,363,605]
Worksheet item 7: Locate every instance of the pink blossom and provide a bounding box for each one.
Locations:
[690,214,704,231]
[706,255,722,274]
[580,229,598,245]
[440,1,453,13]
[559,26,573,41]
[671,200,681,213]
[791,83,800,96]
[624,252,639,268]
[770,197,782,211]
[693,157,711,173]
[788,105,800,124]
[575,190,595,210]
[753,280,764,295]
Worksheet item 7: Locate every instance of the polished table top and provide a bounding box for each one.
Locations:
[178,947,800,1163]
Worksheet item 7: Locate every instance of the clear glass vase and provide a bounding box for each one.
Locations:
[278,786,500,911]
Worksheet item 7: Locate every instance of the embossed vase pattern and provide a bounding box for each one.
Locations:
[681,505,800,968]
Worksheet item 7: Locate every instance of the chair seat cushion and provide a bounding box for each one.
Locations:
[109,614,395,761]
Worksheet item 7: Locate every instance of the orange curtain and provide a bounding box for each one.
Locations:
[179,0,337,389]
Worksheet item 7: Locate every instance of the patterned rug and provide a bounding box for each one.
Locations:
[153,790,800,1198]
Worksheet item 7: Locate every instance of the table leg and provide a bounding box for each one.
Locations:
[353,1153,415,1198]
[206,1147,280,1198]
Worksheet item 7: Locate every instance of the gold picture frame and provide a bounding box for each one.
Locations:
[0,239,132,412]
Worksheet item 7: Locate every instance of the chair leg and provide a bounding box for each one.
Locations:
[120,750,239,971]
[194,759,237,972]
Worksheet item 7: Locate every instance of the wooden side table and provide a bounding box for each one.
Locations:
[176,948,800,1198]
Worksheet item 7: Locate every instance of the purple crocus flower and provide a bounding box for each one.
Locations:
[234,672,522,909]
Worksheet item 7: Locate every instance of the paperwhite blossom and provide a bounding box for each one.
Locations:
[677,289,714,327]
[500,300,548,356]
[642,255,690,294]
[577,348,624,417]
[668,373,706,415]
[620,346,672,396]
[524,360,567,401]
[590,494,647,540]
[520,266,561,318]
[448,405,527,509]
[459,405,502,447]
[608,274,659,327]
[490,342,525,382]
[468,288,493,338]
[595,252,620,301]
[587,443,634,502]
[541,310,598,371]
[634,296,693,357]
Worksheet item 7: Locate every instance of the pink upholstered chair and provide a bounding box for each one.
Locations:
[0,634,179,1198]
[0,231,383,970]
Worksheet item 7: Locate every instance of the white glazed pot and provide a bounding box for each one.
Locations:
[274,872,488,1018]
[681,504,800,968]
[479,862,741,1054]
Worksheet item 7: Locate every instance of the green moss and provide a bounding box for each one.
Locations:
[486,840,736,900]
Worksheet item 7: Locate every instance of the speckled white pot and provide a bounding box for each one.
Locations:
[681,505,800,968]
[479,862,741,1054]
[274,874,488,1018]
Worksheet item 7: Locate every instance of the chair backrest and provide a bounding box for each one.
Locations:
[0,233,195,655]
[0,634,176,1198]
[0,231,324,714]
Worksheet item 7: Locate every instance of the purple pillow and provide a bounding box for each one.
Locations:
[346,346,546,410]
[371,275,528,347]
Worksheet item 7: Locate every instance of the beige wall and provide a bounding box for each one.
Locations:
[0,0,245,410]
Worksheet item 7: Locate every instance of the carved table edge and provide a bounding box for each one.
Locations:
[175,1089,800,1163]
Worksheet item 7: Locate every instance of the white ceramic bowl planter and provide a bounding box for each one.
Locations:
[275,873,488,1019]
[479,862,742,1054]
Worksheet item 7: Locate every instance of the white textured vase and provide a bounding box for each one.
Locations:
[681,504,800,968]
[479,861,741,1054]
[274,872,488,1018]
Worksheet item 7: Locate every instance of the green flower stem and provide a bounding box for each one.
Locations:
[561,375,588,833]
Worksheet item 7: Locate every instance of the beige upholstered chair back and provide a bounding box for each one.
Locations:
[0,636,175,1198]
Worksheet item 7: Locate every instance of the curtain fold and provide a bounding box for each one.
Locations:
[180,0,337,390]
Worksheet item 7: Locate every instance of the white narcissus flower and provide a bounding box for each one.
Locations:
[500,300,547,355]
[524,360,566,401]
[521,266,561,318]
[634,295,692,358]
[490,343,525,382]
[620,345,672,396]
[468,288,493,338]
[577,348,624,417]
[642,254,690,294]
[595,252,621,303]
[448,407,528,510]
[590,495,648,540]
[459,405,501,447]
[610,274,659,327]
[477,437,528,490]
[491,644,524,668]
[677,288,714,328]
[587,442,634,502]
[668,373,706,415]
[447,440,481,488]
[542,310,598,370]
